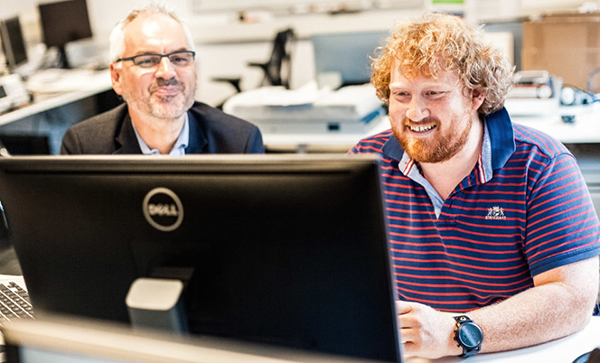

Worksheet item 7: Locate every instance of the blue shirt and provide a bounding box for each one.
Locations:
[349,107,600,312]
[132,113,190,156]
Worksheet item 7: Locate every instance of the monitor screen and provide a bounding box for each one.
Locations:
[0,155,401,362]
[0,17,28,69]
[38,0,92,68]
[311,31,388,87]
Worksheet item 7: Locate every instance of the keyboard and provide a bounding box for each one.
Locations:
[0,281,33,325]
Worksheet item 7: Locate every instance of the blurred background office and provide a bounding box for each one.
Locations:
[1,0,600,155]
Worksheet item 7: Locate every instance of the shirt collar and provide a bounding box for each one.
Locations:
[132,113,190,156]
[383,107,515,174]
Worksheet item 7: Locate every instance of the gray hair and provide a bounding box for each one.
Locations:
[109,3,195,67]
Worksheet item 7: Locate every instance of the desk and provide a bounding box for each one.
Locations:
[406,316,600,363]
[0,69,115,154]
[0,70,112,128]
[510,103,600,144]
[262,103,600,153]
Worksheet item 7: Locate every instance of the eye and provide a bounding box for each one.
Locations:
[169,52,194,66]
[425,90,446,98]
[135,56,158,67]
[392,90,410,100]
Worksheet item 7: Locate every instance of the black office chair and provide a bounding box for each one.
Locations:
[212,28,295,107]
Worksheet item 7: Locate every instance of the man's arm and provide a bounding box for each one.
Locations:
[399,256,600,359]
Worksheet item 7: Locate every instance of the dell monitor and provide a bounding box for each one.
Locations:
[0,155,401,362]
[0,17,28,70]
[38,0,93,69]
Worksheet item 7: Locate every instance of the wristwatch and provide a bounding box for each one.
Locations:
[453,315,483,358]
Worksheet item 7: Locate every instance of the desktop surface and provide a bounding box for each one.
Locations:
[0,155,401,362]
[3,315,390,363]
[406,316,600,363]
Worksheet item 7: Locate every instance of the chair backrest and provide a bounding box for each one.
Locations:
[264,28,295,89]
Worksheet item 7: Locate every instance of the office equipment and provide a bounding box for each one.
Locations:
[311,31,388,88]
[0,155,401,362]
[38,0,93,69]
[0,135,49,155]
[505,71,562,116]
[2,315,387,363]
[0,74,29,114]
[224,83,386,135]
[0,17,28,71]
[126,278,189,333]
[0,275,32,335]
[0,281,33,326]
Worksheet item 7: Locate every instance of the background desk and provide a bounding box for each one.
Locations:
[261,103,600,153]
[0,69,117,155]
[407,316,600,363]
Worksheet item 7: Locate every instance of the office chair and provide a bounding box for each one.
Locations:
[212,28,295,107]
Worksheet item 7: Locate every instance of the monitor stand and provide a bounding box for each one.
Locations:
[57,45,71,69]
[126,277,189,334]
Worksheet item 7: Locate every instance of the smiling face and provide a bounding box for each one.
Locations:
[110,13,197,122]
[388,61,482,163]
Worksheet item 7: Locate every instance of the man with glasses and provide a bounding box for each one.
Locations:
[61,5,264,155]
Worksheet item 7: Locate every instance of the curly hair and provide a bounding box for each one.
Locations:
[371,13,514,115]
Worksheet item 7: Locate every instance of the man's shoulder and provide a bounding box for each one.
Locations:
[350,129,394,155]
[189,102,259,131]
[511,122,572,159]
[69,103,128,133]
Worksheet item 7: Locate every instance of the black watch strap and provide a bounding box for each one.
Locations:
[453,315,483,358]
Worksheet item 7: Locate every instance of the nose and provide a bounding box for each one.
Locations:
[405,96,429,121]
[155,56,176,79]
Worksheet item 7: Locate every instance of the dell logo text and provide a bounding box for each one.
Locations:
[143,188,184,232]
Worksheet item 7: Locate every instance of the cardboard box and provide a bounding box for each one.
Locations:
[522,13,600,92]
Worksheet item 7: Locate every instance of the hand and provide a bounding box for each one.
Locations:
[397,300,461,359]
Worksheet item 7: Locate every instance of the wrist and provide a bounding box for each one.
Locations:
[453,315,483,357]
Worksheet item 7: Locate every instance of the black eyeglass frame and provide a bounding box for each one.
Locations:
[115,50,196,68]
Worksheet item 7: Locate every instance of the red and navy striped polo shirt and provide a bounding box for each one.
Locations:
[349,107,600,312]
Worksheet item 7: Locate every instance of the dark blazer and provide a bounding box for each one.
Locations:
[60,102,264,154]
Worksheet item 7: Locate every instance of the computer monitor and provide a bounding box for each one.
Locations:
[38,0,93,69]
[0,17,28,70]
[3,315,387,363]
[0,155,401,362]
[311,31,388,88]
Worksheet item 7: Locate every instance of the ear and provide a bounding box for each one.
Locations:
[471,88,486,111]
[110,62,124,96]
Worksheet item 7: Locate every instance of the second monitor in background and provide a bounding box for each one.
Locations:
[0,17,28,71]
[38,0,93,69]
[311,30,388,89]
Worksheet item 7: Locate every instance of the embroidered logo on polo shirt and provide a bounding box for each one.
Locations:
[486,206,506,220]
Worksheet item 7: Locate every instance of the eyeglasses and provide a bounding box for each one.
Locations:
[116,50,196,69]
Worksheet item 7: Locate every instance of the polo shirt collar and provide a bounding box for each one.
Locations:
[381,107,516,175]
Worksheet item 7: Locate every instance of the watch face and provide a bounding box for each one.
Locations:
[459,322,483,349]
